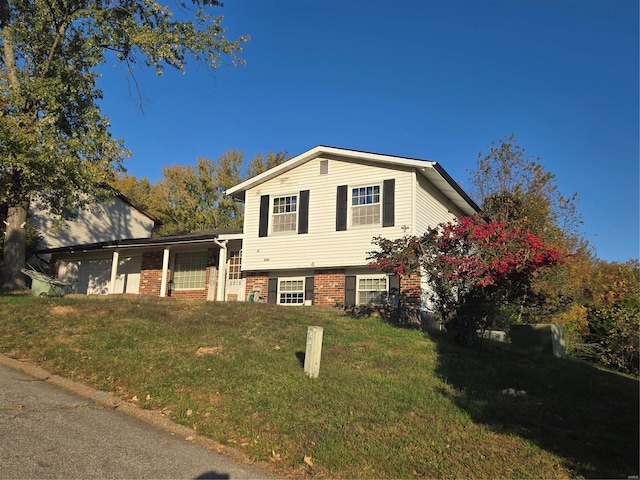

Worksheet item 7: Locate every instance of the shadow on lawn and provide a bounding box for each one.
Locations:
[427,331,639,479]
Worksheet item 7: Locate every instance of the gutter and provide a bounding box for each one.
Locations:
[431,163,482,214]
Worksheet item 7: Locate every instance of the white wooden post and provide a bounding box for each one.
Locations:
[160,248,170,297]
[216,241,227,301]
[108,251,119,294]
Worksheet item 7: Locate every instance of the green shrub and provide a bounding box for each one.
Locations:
[588,296,639,375]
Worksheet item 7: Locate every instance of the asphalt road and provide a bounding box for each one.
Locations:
[0,357,279,479]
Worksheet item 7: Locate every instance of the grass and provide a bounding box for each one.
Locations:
[0,295,637,479]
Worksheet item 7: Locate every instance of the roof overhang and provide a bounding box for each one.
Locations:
[34,228,243,256]
[226,145,480,216]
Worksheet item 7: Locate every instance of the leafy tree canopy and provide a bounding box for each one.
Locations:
[468,134,583,251]
[111,149,290,235]
[0,0,248,288]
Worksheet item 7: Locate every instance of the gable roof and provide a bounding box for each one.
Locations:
[226,145,481,216]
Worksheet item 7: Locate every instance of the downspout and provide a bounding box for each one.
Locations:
[214,240,227,301]
[108,250,119,294]
[160,248,170,297]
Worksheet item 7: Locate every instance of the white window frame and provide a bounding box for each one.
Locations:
[271,194,298,234]
[350,184,381,227]
[277,277,305,305]
[356,274,388,305]
[172,251,207,290]
[227,250,242,280]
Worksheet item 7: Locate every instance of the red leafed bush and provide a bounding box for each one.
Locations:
[369,216,565,344]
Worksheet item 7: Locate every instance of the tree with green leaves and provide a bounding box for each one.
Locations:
[245,150,290,178]
[109,173,153,213]
[467,135,593,323]
[157,150,244,233]
[468,135,582,249]
[0,0,248,290]
[135,149,288,235]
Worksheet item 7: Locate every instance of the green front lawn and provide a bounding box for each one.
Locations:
[0,296,637,478]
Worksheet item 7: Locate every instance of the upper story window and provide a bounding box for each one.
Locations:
[272,195,297,234]
[351,185,380,226]
[336,180,394,231]
[259,191,309,237]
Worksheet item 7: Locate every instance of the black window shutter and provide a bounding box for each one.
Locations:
[382,179,395,227]
[389,274,400,296]
[305,276,314,303]
[336,185,348,231]
[267,278,278,304]
[259,195,270,237]
[345,275,356,306]
[298,190,309,234]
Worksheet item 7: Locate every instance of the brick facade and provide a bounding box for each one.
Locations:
[139,251,165,296]
[400,274,422,308]
[139,248,218,300]
[245,272,269,302]
[313,269,346,307]
[243,269,422,308]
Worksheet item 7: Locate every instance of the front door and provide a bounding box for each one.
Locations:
[225,250,245,301]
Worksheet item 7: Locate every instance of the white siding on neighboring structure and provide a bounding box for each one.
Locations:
[31,196,155,250]
[241,156,415,271]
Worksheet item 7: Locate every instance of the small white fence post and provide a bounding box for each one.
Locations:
[304,326,323,379]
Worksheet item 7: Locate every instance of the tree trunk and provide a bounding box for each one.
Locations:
[1,201,28,291]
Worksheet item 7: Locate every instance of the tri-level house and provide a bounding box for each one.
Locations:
[226,145,480,308]
[38,146,479,305]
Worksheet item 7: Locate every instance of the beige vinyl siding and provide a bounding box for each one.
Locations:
[414,174,462,234]
[242,156,415,271]
[32,197,155,249]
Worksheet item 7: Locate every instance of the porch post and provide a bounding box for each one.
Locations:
[108,250,119,294]
[216,241,228,301]
[160,248,170,297]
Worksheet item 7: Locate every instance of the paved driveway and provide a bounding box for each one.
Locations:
[0,357,278,479]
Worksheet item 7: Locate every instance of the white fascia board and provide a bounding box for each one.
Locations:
[226,146,326,198]
[224,144,479,215]
[218,232,244,241]
[419,164,481,216]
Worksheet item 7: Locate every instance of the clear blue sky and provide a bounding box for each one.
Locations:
[97,0,639,262]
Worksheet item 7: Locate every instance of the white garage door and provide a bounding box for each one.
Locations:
[59,255,142,295]
[114,256,142,294]
[77,258,112,295]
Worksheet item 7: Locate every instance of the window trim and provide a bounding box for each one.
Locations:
[271,193,298,235]
[350,184,382,228]
[277,277,306,305]
[227,250,242,280]
[356,273,388,305]
[171,251,208,291]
